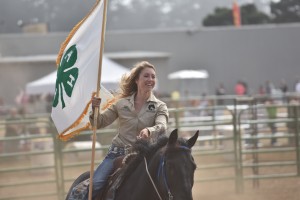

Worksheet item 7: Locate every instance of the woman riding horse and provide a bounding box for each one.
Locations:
[67,129,199,200]
[68,61,169,199]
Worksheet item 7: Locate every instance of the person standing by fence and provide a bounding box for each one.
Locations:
[287,97,299,146]
[235,81,245,96]
[216,83,226,105]
[265,98,278,146]
[4,107,23,153]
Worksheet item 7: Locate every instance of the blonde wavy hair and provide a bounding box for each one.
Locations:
[119,61,156,98]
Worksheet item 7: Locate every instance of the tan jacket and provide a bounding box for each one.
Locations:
[90,93,169,147]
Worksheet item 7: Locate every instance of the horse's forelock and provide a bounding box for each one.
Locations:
[133,136,169,157]
[166,137,189,149]
[177,138,189,148]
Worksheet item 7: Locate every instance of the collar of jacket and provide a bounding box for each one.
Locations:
[127,92,158,105]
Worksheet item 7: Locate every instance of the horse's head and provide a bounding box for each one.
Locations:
[156,129,199,200]
[111,129,199,200]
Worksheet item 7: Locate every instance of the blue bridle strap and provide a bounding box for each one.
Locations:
[157,155,173,200]
[179,145,191,151]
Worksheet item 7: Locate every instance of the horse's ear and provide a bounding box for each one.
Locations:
[168,129,178,145]
[187,130,199,148]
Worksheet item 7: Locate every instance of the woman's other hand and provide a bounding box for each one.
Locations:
[137,128,150,140]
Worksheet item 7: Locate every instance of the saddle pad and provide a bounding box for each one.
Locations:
[68,179,90,200]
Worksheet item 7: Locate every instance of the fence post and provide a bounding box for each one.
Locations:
[211,98,217,149]
[249,98,259,189]
[51,121,65,200]
[294,105,300,176]
[171,93,180,131]
[233,98,243,193]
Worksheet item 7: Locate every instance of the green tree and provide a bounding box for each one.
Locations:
[203,7,233,26]
[270,0,300,23]
[107,0,205,29]
[203,3,271,27]
[241,4,270,25]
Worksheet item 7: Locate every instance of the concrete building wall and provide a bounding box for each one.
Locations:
[0,33,66,57]
[105,25,300,95]
[0,60,56,103]
[0,24,299,104]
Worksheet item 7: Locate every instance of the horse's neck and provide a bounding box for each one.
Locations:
[130,156,160,186]
[114,155,162,200]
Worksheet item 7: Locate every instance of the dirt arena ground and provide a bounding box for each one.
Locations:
[1,149,300,200]
[193,179,300,200]
[192,154,300,200]
[191,134,300,200]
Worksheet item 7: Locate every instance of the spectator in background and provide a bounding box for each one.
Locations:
[4,107,22,153]
[279,79,288,94]
[215,83,226,105]
[295,79,300,93]
[265,98,278,146]
[241,79,248,95]
[265,80,275,95]
[45,93,53,113]
[235,81,245,96]
[257,85,266,103]
[186,99,200,117]
[215,83,226,116]
[199,93,210,116]
[258,85,265,95]
[279,79,288,103]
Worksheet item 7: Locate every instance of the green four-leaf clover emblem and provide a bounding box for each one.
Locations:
[53,44,79,109]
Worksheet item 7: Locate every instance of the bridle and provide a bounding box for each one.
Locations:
[144,145,191,200]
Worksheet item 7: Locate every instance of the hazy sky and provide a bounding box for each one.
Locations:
[0,0,282,33]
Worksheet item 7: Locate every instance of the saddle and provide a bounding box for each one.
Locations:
[96,153,138,200]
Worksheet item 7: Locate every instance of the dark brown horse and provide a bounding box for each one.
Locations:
[66,129,199,200]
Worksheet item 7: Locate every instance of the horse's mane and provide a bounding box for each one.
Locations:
[119,134,189,182]
[133,135,188,156]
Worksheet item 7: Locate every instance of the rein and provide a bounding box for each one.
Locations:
[144,145,191,200]
[144,157,163,200]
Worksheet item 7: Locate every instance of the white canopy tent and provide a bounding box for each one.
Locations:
[168,70,209,80]
[26,56,130,95]
[168,69,209,97]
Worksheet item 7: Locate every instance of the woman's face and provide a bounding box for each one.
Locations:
[135,67,156,93]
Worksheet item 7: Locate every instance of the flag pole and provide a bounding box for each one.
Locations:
[88,0,108,199]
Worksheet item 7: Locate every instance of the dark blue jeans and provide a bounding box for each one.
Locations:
[87,145,125,200]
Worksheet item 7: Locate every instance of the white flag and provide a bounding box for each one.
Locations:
[51,0,113,141]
